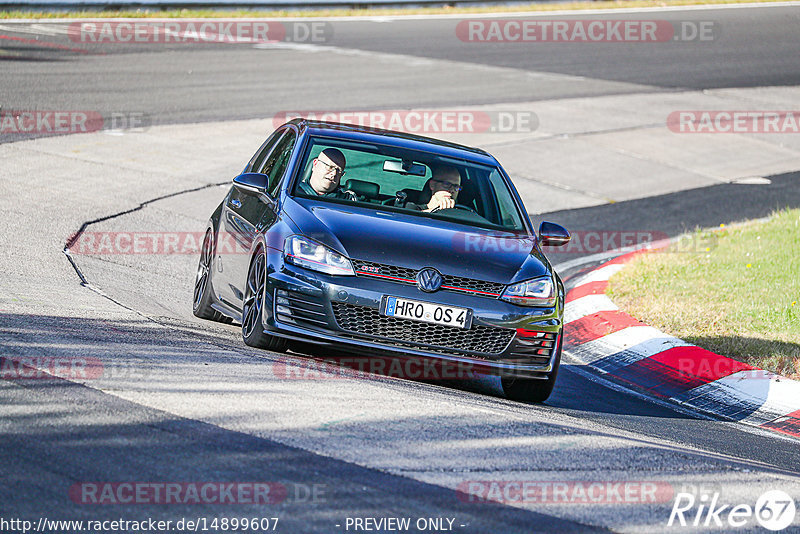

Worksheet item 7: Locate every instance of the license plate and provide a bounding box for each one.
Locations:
[382,296,472,329]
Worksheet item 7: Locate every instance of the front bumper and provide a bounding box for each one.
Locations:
[263,263,563,379]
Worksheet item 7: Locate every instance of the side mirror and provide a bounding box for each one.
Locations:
[233,172,269,193]
[538,221,570,247]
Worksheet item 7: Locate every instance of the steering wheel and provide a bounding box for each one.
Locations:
[430,204,477,214]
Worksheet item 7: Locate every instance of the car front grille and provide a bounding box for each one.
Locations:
[351,260,505,298]
[331,301,515,355]
[441,274,506,296]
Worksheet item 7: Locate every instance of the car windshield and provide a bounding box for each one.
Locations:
[292,136,527,232]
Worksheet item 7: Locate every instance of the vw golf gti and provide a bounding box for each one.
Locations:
[193,119,571,402]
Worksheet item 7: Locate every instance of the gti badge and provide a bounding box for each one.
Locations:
[416,268,443,293]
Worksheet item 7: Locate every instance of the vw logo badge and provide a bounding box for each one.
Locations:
[416,268,443,293]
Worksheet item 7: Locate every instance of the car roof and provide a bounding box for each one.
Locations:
[286,118,498,166]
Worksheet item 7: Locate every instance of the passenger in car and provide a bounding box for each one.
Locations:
[298,148,358,201]
[410,165,463,212]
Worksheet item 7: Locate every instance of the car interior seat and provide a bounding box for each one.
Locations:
[344,179,381,203]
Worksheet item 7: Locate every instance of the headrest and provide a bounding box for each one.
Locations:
[345,179,380,199]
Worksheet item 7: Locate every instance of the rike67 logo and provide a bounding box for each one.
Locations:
[668,489,796,531]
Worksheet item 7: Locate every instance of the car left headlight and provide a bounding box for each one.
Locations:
[501,276,556,306]
[284,235,355,276]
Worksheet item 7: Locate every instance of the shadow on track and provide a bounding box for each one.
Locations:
[540,171,800,242]
[0,312,603,533]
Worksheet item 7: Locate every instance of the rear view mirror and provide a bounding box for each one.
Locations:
[383,159,427,176]
[538,221,570,247]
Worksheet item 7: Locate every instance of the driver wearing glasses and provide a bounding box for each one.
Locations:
[414,165,463,212]
[299,148,358,201]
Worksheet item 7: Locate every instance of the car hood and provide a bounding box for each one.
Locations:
[284,197,550,284]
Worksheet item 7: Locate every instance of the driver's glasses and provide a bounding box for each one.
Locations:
[432,179,462,192]
[318,159,345,177]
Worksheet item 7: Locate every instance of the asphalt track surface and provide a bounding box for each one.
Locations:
[2,4,800,533]
[1,5,800,136]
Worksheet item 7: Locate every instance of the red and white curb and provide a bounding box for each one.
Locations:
[563,249,800,439]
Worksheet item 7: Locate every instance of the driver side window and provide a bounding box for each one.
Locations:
[247,129,285,174]
[259,131,297,197]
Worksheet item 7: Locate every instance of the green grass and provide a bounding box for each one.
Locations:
[0,0,792,19]
[607,208,800,379]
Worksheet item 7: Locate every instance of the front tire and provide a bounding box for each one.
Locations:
[241,249,288,352]
[502,331,562,403]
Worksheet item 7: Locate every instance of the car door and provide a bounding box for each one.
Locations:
[216,128,285,308]
[220,128,298,310]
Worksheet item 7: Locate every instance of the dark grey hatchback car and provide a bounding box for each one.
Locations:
[193,119,571,402]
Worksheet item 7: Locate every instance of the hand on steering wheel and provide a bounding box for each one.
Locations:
[425,191,456,212]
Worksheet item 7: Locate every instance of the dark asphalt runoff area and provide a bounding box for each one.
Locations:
[2,4,800,533]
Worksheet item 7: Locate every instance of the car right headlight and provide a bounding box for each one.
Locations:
[284,235,355,276]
